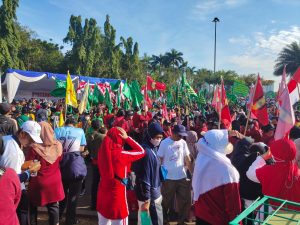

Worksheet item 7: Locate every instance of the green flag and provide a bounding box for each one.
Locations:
[181,72,188,88]
[95,85,105,104]
[131,91,140,109]
[116,90,121,108]
[131,80,144,104]
[111,80,121,92]
[198,91,206,105]
[50,79,67,97]
[176,86,183,105]
[185,83,197,98]
[124,99,130,110]
[232,80,249,97]
[105,88,113,113]
[227,93,238,104]
[167,90,174,107]
[56,79,66,88]
[50,88,66,97]
[122,81,132,100]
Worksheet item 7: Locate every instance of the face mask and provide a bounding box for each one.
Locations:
[150,138,162,147]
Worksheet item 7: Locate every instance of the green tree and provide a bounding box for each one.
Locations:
[165,49,184,68]
[150,54,167,75]
[63,15,102,75]
[0,0,23,71]
[120,36,142,81]
[100,15,122,78]
[18,26,64,72]
[274,41,300,76]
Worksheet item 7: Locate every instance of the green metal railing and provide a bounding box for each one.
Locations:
[230,196,300,225]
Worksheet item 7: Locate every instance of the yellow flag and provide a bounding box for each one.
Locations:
[78,81,89,114]
[59,111,64,127]
[66,71,78,108]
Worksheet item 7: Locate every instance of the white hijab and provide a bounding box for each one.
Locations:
[192,129,240,201]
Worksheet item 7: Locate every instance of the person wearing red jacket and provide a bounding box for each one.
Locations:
[97,127,145,225]
[0,167,21,225]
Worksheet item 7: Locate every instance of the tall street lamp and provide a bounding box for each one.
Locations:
[212,17,220,74]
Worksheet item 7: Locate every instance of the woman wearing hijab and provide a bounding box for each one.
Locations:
[97,127,145,225]
[26,121,64,225]
[192,129,241,225]
[247,138,300,208]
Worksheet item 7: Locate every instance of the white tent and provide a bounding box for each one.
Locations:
[1,69,121,103]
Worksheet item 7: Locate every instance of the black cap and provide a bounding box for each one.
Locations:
[172,125,188,136]
[0,103,11,115]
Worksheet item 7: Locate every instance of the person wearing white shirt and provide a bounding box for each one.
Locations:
[157,125,192,225]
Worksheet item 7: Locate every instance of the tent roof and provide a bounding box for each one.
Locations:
[5,69,123,84]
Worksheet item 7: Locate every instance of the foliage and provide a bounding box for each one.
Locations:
[0,0,23,71]
[63,15,102,75]
[0,0,277,91]
[274,41,300,76]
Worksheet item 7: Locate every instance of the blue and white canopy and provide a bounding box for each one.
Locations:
[1,69,122,103]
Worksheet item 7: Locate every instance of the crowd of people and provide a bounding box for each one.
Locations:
[1,97,300,225]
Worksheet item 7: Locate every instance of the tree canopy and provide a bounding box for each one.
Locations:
[274,41,300,76]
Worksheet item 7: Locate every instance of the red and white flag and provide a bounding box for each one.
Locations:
[220,79,232,125]
[212,85,221,113]
[277,65,286,104]
[287,67,300,105]
[251,75,269,126]
[274,82,295,140]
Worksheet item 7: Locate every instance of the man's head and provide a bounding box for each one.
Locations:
[0,103,11,115]
[125,110,134,120]
[91,119,101,131]
[65,116,77,126]
[19,121,43,147]
[172,125,188,141]
[262,124,275,137]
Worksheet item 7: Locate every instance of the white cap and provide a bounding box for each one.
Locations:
[21,121,43,144]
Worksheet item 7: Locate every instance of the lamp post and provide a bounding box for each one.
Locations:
[212,17,220,74]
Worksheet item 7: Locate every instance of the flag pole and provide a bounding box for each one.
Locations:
[244,75,259,135]
[65,70,69,121]
[218,77,223,129]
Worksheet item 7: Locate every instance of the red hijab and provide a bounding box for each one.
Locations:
[98,127,124,180]
[257,139,300,208]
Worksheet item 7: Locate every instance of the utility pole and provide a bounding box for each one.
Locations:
[212,17,220,74]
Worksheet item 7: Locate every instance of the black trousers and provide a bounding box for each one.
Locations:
[17,190,30,225]
[30,202,59,225]
[91,164,100,209]
[59,179,83,225]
